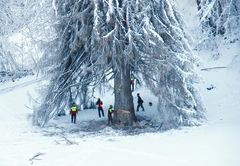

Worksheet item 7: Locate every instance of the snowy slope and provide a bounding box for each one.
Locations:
[1,1,240,165]
[0,38,240,166]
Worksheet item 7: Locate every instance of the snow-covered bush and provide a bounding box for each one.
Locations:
[0,69,34,83]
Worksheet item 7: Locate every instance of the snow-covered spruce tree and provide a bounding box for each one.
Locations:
[36,0,205,128]
[197,0,240,37]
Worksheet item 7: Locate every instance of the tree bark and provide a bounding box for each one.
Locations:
[113,62,136,126]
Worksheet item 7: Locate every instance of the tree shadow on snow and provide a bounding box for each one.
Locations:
[41,115,164,138]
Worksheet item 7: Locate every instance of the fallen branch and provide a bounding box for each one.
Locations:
[201,66,227,71]
[62,135,79,145]
[29,152,45,165]
[24,104,33,111]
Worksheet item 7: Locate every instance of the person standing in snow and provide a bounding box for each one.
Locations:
[70,102,78,124]
[96,98,104,118]
[136,93,145,112]
[130,74,135,92]
[107,105,114,125]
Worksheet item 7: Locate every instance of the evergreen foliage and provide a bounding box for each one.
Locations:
[197,0,240,37]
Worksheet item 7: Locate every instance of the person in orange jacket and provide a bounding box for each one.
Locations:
[130,74,135,92]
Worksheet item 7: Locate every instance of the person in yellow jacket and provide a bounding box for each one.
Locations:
[70,102,78,124]
[108,105,114,125]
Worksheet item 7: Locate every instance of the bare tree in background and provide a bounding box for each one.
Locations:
[0,0,55,71]
[0,0,21,71]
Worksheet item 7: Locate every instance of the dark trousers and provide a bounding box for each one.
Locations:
[71,113,77,123]
[136,103,144,111]
[108,113,113,125]
[98,107,104,117]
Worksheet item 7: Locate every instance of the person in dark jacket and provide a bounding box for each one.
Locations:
[136,93,144,112]
[96,98,104,118]
[107,105,114,125]
[70,102,78,124]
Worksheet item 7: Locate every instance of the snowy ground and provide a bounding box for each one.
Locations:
[1,0,239,165]
[0,40,240,166]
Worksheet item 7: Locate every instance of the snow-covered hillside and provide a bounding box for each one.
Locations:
[0,39,239,166]
[0,0,239,166]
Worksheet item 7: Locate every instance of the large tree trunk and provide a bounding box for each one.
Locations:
[113,63,135,126]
